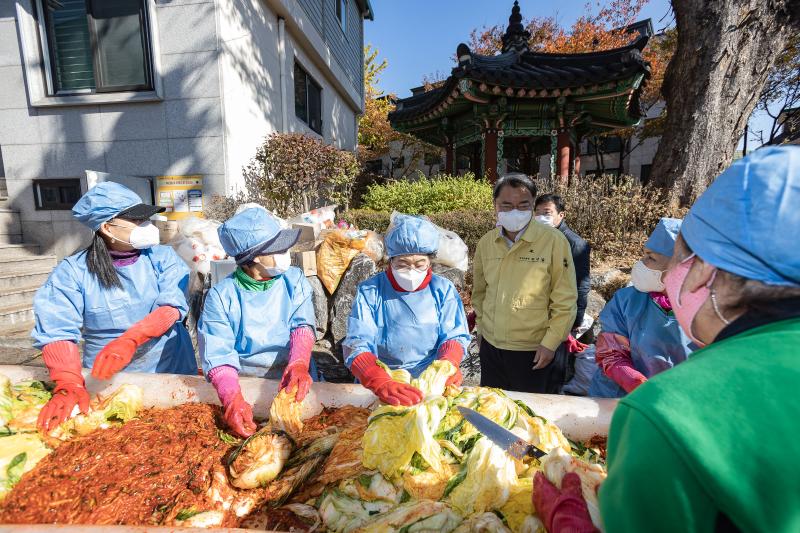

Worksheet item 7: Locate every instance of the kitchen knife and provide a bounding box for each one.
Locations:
[457,406,547,460]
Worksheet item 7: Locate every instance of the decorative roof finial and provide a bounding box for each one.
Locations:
[501,1,531,53]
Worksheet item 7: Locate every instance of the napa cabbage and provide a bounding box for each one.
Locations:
[48,383,143,441]
[0,433,51,500]
[446,437,518,516]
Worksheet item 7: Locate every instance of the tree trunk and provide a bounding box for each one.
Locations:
[651,0,800,206]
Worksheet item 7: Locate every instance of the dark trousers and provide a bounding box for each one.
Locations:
[479,338,568,394]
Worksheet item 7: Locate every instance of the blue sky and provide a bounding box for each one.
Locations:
[364,0,770,149]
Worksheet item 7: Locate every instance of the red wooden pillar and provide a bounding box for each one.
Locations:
[484,129,498,182]
[556,130,571,181]
[445,143,454,174]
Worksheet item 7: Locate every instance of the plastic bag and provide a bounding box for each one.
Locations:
[316,229,384,294]
[289,205,337,231]
[562,345,596,396]
[387,211,469,272]
[170,216,226,293]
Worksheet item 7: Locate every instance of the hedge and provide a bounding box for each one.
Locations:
[360,173,493,214]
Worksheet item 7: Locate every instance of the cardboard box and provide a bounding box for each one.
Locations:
[291,223,318,252]
[291,251,317,277]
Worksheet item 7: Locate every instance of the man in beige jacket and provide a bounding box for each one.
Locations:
[471,173,577,393]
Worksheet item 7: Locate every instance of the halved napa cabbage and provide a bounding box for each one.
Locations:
[362,396,449,478]
[446,437,518,516]
[48,383,143,442]
[499,475,534,532]
[0,375,51,433]
[318,487,398,532]
[541,446,607,530]
[452,512,511,533]
[0,433,51,500]
[375,360,455,398]
[349,500,462,533]
[227,427,295,489]
[269,387,304,439]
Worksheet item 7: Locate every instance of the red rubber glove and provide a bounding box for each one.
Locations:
[437,339,464,387]
[467,310,477,333]
[566,334,589,354]
[533,472,598,533]
[351,353,423,406]
[92,306,181,380]
[595,332,648,393]
[37,341,90,433]
[280,327,315,401]
[209,365,256,438]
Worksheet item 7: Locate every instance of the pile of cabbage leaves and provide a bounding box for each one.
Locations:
[313,361,607,533]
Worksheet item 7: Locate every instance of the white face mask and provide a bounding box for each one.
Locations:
[109,221,159,250]
[497,209,532,233]
[631,259,666,293]
[264,251,291,276]
[535,215,555,227]
[391,266,428,292]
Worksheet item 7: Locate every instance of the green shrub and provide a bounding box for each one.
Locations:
[360,173,493,214]
[344,209,495,256]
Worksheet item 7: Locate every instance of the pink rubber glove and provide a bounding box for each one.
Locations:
[533,472,598,533]
[38,341,90,433]
[437,339,465,387]
[565,334,589,354]
[280,327,314,401]
[351,353,423,406]
[208,365,256,438]
[595,332,648,393]
[92,306,181,380]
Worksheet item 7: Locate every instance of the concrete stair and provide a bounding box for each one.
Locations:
[0,209,57,332]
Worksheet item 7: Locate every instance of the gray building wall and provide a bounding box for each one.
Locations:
[0,0,366,258]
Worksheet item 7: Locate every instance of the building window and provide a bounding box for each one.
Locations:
[336,0,346,31]
[639,164,652,185]
[39,0,153,95]
[586,136,623,155]
[33,179,82,210]
[294,62,322,134]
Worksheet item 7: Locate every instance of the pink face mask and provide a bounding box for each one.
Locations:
[663,254,713,347]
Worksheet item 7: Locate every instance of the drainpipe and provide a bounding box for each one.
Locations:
[278,17,288,132]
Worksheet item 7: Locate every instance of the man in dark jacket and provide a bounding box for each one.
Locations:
[534,194,591,344]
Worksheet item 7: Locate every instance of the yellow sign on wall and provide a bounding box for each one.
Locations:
[156,175,204,220]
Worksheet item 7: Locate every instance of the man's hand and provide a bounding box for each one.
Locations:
[532,345,556,370]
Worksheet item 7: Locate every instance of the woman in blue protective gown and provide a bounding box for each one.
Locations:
[588,217,695,398]
[198,207,317,437]
[33,182,196,432]
[342,215,471,406]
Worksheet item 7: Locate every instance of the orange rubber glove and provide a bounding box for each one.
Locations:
[91,306,180,380]
[37,341,90,433]
[533,472,598,533]
[351,353,423,406]
[437,339,465,387]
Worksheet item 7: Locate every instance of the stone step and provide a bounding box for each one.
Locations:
[0,243,42,260]
[0,303,34,329]
[0,233,22,245]
[0,283,39,308]
[0,255,57,274]
[0,320,35,352]
[0,268,51,292]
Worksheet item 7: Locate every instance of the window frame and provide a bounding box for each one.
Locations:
[38,0,155,96]
[15,0,163,107]
[32,178,83,211]
[294,61,323,135]
[335,0,346,32]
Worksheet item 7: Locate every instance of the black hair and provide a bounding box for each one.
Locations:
[493,173,537,200]
[535,193,565,212]
[86,232,122,289]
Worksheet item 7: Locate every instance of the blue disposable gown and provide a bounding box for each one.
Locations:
[31,245,196,374]
[198,266,317,379]
[589,286,694,398]
[343,273,471,378]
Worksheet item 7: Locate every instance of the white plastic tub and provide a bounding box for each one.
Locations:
[0,365,618,532]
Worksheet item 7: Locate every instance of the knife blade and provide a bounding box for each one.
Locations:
[457,406,547,460]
